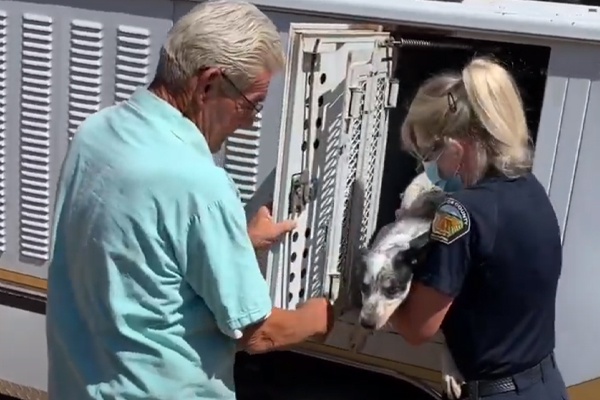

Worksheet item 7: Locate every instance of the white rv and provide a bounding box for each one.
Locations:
[0,0,599,399]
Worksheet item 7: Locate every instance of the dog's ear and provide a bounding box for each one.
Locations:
[404,231,432,269]
[426,190,447,209]
[408,231,430,250]
[353,247,368,275]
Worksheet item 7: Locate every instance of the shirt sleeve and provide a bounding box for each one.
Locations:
[185,198,272,338]
[412,197,473,298]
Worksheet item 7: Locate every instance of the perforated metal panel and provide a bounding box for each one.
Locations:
[268,24,393,309]
[0,1,172,280]
[336,78,367,277]
[356,68,391,250]
[333,49,392,305]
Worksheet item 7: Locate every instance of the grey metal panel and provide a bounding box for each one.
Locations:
[533,43,600,387]
[542,46,596,237]
[552,47,600,387]
[0,0,172,280]
[534,44,600,242]
[247,0,600,44]
[531,71,567,192]
[0,303,47,391]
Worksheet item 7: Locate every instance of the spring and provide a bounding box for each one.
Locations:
[392,37,476,51]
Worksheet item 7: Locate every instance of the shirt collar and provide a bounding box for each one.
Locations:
[128,87,213,160]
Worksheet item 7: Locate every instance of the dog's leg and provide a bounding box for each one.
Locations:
[441,342,464,400]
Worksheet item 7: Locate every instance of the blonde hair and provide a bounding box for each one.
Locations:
[155,0,284,90]
[401,57,532,178]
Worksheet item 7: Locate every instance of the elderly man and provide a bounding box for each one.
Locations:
[46,1,334,399]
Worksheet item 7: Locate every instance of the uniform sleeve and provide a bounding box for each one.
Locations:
[412,197,473,298]
[185,199,272,338]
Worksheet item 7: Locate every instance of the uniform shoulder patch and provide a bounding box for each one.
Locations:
[430,197,470,245]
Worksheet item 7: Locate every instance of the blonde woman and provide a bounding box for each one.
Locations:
[388,58,568,400]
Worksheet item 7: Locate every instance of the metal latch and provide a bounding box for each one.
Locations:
[327,272,341,304]
[289,171,317,215]
[348,86,366,118]
[386,78,399,109]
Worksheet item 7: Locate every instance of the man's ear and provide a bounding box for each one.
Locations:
[408,231,430,250]
[196,67,221,93]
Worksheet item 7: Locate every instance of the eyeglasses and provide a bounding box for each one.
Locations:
[221,73,263,114]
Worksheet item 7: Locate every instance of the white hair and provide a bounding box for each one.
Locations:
[155,0,285,90]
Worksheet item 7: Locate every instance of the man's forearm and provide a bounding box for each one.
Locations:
[240,307,319,353]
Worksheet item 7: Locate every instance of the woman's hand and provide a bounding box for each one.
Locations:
[248,204,296,250]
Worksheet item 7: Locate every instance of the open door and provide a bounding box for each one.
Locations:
[266,23,397,309]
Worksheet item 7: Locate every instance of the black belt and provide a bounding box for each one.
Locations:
[458,354,555,399]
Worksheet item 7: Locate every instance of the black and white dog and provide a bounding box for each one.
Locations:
[356,172,464,399]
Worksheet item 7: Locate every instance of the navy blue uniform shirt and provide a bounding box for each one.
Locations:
[413,172,562,381]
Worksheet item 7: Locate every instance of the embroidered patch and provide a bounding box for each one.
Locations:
[430,198,470,245]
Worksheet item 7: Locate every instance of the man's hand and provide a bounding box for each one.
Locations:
[296,297,335,341]
[248,204,296,250]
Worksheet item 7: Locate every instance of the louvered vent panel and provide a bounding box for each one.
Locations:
[223,113,261,203]
[19,13,53,262]
[114,25,150,102]
[68,19,103,140]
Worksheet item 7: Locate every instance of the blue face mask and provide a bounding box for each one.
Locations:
[423,160,463,192]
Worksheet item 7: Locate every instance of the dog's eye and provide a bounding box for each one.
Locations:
[360,282,369,294]
[384,284,403,297]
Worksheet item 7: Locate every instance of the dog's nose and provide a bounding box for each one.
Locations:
[359,319,376,330]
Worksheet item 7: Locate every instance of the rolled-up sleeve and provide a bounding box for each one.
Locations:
[185,199,272,338]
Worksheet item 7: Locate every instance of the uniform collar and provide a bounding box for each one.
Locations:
[129,87,213,160]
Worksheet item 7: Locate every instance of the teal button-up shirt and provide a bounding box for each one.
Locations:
[46,88,272,400]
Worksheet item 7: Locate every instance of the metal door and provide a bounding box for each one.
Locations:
[266,23,395,309]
